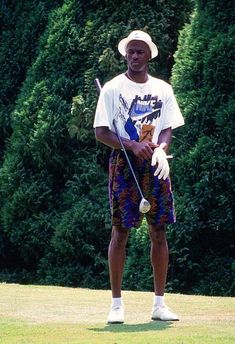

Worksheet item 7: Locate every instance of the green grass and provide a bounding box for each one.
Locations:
[0,283,234,343]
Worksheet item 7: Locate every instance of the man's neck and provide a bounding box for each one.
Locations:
[125,70,148,83]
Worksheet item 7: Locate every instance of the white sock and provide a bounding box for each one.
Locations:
[154,295,165,307]
[112,297,123,308]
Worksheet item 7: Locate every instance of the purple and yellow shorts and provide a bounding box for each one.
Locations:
[109,149,176,229]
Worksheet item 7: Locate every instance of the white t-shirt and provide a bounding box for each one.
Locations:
[94,73,184,144]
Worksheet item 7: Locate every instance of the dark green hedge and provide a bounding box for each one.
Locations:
[0,0,63,161]
[123,0,235,296]
[4,0,233,297]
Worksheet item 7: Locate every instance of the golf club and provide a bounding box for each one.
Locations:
[94,78,151,214]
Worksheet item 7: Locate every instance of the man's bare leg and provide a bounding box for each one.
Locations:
[149,224,168,296]
[148,224,179,321]
[107,226,129,323]
[108,225,129,297]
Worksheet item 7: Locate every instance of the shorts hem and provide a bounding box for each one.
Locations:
[112,217,176,230]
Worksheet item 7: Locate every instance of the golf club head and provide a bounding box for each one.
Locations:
[139,198,151,213]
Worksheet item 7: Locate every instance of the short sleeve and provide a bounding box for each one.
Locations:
[93,84,114,129]
[161,85,184,130]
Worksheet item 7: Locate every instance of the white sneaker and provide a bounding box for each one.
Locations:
[107,305,124,324]
[151,305,179,321]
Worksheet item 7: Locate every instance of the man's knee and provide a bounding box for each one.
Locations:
[148,224,167,245]
[111,226,129,247]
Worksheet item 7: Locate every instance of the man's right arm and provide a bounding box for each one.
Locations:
[95,126,138,152]
[95,126,157,160]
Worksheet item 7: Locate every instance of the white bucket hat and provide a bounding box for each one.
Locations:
[118,30,158,59]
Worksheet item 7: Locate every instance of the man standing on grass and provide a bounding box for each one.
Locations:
[94,30,184,324]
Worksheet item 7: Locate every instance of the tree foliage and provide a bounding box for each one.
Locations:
[5,0,234,297]
[0,0,63,161]
[120,0,235,296]
[168,0,235,295]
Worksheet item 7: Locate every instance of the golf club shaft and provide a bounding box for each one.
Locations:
[112,119,145,199]
[94,78,145,200]
[94,78,102,94]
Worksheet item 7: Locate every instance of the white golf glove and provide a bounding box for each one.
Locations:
[151,147,170,180]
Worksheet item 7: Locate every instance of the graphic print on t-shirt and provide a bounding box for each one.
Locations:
[119,93,162,142]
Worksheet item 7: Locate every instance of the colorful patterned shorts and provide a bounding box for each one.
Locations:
[109,149,176,229]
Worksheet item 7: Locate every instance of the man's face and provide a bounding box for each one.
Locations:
[125,40,151,72]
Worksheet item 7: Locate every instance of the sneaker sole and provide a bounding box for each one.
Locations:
[152,317,179,321]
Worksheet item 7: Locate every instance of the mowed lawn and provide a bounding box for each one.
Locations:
[0,283,234,344]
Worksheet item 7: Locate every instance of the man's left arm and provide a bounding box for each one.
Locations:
[157,127,172,153]
[151,127,172,180]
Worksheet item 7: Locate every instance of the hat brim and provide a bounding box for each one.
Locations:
[118,37,158,59]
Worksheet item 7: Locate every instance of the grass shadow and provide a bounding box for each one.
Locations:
[88,321,173,333]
